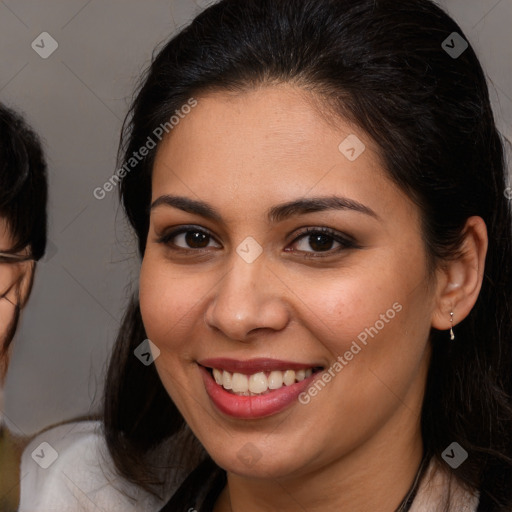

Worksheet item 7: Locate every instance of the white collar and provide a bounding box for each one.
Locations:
[410,457,479,512]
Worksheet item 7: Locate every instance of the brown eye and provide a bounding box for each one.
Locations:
[182,230,210,249]
[157,227,220,251]
[288,227,358,258]
[298,232,336,252]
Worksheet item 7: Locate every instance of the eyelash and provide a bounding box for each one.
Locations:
[156,225,359,259]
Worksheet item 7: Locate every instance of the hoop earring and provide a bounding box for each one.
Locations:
[449,311,455,340]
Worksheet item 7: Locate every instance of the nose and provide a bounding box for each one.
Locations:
[204,251,290,342]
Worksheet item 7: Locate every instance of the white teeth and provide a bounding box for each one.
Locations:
[283,370,296,386]
[222,371,233,390]
[213,368,223,385]
[231,372,249,393]
[211,367,316,395]
[249,372,268,394]
[268,371,283,389]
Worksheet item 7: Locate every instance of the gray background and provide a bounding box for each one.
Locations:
[1,0,511,437]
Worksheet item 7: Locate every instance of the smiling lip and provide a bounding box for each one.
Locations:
[198,358,322,419]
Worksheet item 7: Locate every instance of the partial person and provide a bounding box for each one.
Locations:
[0,103,47,510]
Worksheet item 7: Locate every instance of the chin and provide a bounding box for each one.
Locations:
[205,440,309,480]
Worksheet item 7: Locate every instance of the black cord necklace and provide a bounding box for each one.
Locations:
[394,454,430,512]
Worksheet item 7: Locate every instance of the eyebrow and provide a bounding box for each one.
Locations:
[150,195,379,223]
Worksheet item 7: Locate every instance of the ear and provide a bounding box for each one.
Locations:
[431,216,488,332]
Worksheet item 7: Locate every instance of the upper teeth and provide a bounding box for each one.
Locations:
[212,368,313,395]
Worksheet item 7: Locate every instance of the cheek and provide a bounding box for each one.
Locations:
[139,254,213,357]
[294,255,433,413]
[289,267,432,449]
[136,241,211,425]
[294,259,424,351]
[0,298,14,332]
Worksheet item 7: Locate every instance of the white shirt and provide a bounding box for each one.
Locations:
[19,421,168,512]
[19,420,480,512]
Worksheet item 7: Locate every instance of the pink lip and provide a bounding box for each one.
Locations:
[198,357,321,375]
[198,364,320,419]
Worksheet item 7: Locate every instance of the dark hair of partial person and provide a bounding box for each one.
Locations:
[103,0,512,510]
[0,103,48,355]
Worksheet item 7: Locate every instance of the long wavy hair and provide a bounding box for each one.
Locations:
[103,0,512,509]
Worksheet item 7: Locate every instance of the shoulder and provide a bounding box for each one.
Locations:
[19,420,167,512]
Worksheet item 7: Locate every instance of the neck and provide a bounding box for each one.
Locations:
[215,407,424,512]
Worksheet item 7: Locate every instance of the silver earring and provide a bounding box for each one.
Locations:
[449,311,455,340]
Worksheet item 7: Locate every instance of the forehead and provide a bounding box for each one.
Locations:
[150,84,414,225]
[155,84,367,172]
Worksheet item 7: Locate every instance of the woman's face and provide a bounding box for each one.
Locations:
[140,84,437,479]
